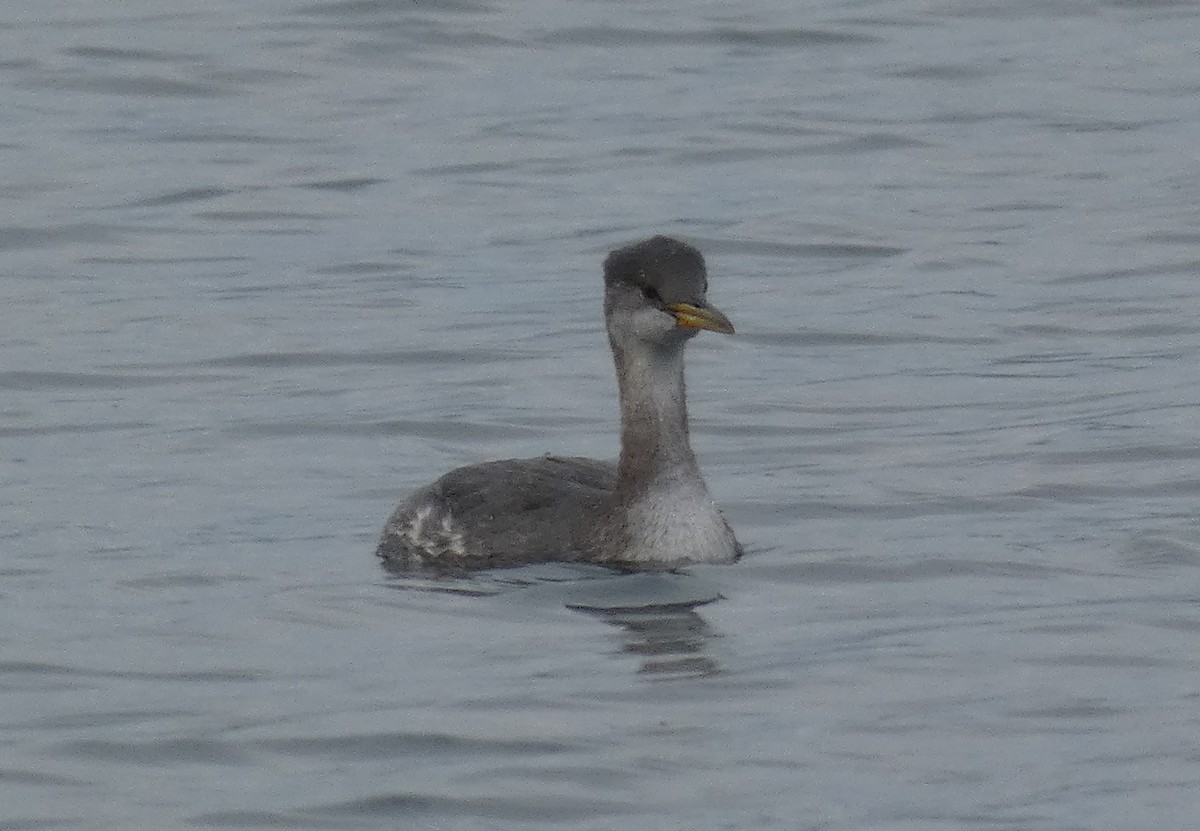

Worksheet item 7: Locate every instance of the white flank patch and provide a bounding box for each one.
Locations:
[395,504,471,560]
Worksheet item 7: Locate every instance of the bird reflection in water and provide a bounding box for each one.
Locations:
[566,598,721,679]
[381,566,725,679]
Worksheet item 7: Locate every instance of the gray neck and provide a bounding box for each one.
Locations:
[611,337,701,498]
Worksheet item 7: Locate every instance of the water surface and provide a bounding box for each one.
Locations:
[4,1,1200,828]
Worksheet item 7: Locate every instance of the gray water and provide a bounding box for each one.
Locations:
[4,0,1200,828]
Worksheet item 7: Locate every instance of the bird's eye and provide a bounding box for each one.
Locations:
[641,285,662,304]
